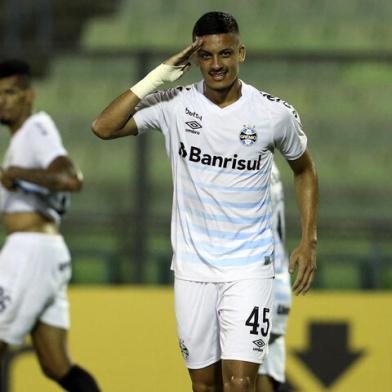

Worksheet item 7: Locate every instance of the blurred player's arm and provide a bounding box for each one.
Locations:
[287,149,318,295]
[0,156,83,193]
[91,39,203,140]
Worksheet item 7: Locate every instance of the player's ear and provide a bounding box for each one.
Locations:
[239,44,246,63]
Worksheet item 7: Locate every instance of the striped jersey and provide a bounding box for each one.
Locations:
[134,80,307,282]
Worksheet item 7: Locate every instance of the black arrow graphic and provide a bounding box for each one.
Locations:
[293,322,365,388]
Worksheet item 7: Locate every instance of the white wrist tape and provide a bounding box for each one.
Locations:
[130,63,186,99]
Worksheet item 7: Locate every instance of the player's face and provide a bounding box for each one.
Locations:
[0,75,33,128]
[194,33,245,92]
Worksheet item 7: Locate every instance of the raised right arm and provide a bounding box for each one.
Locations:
[91,90,140,139]
[91,39,203,140]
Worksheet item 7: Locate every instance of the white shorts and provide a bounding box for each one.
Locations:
[0,232,71,345]
[258,335,286,383]
[174,278,273,369]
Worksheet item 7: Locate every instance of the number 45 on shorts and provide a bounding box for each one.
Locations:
[245,306,270,337]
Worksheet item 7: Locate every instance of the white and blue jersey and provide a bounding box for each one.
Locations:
[134,80,306,282]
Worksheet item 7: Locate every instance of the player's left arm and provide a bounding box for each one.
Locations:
[0,156,83,193]
[287,148,319,295]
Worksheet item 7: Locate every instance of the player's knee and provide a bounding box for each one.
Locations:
[39,361,65,381]
[36,355,69,381]
[224,375,253,391]
[192,381,223,392]
[35,348,71,381]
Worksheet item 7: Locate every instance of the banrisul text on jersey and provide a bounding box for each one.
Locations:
[179,143,262,171]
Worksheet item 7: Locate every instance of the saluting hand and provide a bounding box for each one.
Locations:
[164,38,203,74]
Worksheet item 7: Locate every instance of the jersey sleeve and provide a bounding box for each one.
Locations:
[28,114,68,168]
[133,88,180,134]
[273,105,307,161]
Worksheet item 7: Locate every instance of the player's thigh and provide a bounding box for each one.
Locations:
[31,321,71,378]
[174,279,220,369]
[219,278,273,365]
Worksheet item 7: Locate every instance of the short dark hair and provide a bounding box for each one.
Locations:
[192,12,239,39]
[0,59,32,89]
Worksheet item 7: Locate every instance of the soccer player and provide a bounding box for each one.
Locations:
[0,59,101,391]
[257,162,292,392]
[92,11,318,392]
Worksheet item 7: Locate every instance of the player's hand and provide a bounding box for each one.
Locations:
[0,167,17,191]
[164,38,203,73]
[289,240,317,295]
[130,39,203,99]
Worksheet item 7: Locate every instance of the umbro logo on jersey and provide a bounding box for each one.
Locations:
[186,121,202,130]
[252,339,265,352]
[178,142,262,171]
[185,121,202,135]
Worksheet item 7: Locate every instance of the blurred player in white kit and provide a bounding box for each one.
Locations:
[0,59,101,391]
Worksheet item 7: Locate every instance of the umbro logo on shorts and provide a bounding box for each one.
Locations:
[252,338,265,352]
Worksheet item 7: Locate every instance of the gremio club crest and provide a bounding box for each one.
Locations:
[239,125,257,146]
